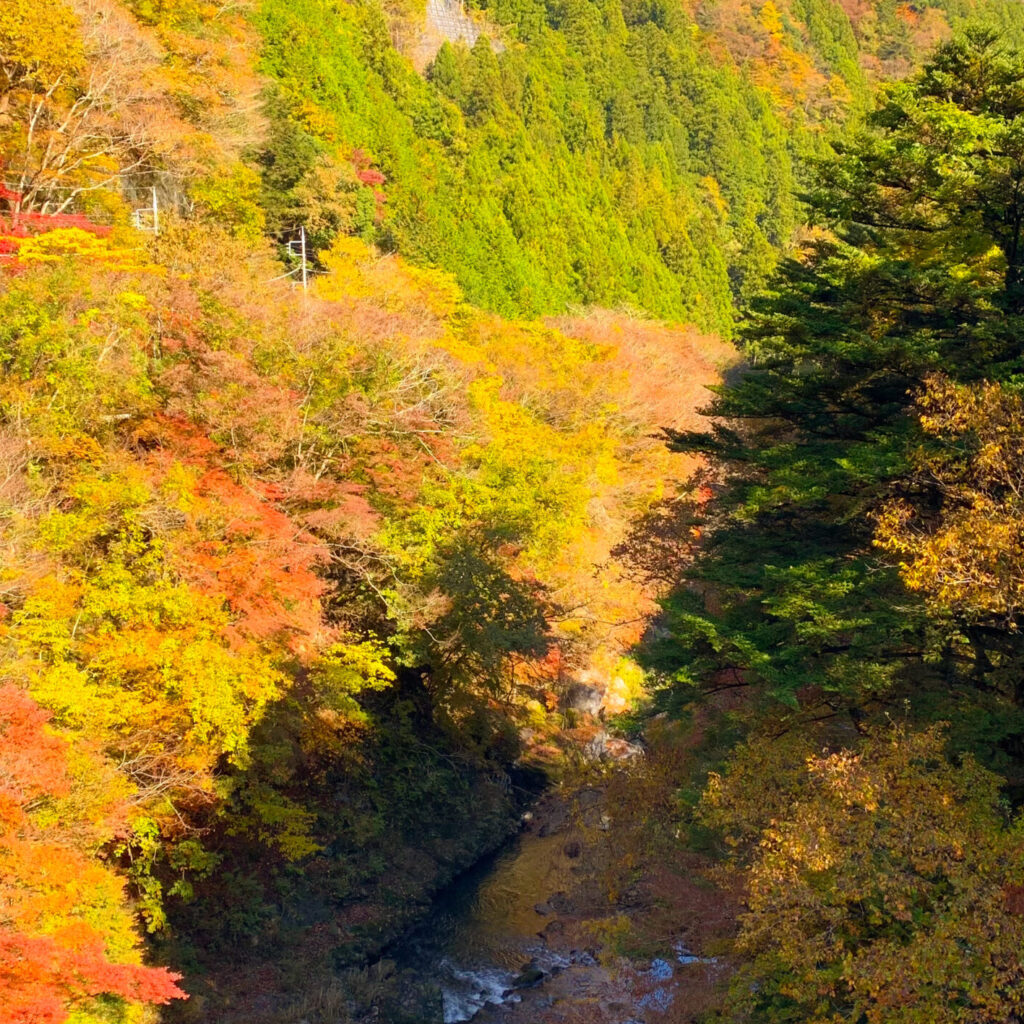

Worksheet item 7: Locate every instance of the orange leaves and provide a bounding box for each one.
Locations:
[157,344,303,473]
[177,470,327,653]
[895,2,920,24]
[0,687,186,1024]
[0,928,184,1024]
[690,0,840,115]
[295,477,378,540]
[133,417,329,653]
[0,686,68,831]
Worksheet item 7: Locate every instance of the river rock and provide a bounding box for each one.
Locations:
[549,890,572,913]
[583,731,645,762]
[537,803,569,836]
[538,918,565,941]
[584,730,610,760]
[564,682,603,715]
[604,736,644,760]
[647,958,674,981]
[534,901,553,915]
[511,964,546,988]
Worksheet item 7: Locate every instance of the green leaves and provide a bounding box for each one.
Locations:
[659,32,1024,720]
[253,0,803,332]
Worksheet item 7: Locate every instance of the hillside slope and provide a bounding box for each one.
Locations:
[4,0,1024,1022]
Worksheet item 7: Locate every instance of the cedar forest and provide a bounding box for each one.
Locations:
[4,0,1024,1020]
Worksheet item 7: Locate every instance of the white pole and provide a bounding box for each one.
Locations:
[152,187,159,236]
[300,225,308,293]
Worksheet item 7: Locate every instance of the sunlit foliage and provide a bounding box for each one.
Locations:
[701,727,1024,1024]
[0,685,185,1023]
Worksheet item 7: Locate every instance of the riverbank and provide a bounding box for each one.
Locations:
[251,716,739,1024]
[451,735,737,1024]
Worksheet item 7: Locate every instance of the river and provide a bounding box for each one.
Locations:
[392,827,584,1022]
[387,784,722,1024]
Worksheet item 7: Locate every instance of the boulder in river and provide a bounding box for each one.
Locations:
[538,918,565,942]
[511,962,546,988]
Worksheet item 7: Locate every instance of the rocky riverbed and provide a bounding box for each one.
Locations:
[387,768,734,1024]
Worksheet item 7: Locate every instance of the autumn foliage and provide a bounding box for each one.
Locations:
[0,147,725,1016]
[9,0,1024,1019]
[701,727,1024,1024]
[876,375,1024,627]
[0,686,185,1023]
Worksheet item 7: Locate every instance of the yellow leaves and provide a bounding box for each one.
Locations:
[310,638,394,717]
[25,660,97,729]
[20,561,285,773]
[705,726,1024,1024]
[874,375,1024,623]
[461,374,608,562]
[0,0,85,95]
[317,234,463,317]
[759,0,783,38]
[37,433,106,467]
[760,820,838,877]
[69,465,151,514]
[8,460,290,799]
[240,786,320,861]
[34,466,151,557]
[14,230,161,274]
[316,235,378,301]
[297,98,341,144]
[157,460,202,513]
[524,698,547,726]
[12,230,81,260]
[701,175,730,217]
[808,749,879,812]
[117,291,149,312]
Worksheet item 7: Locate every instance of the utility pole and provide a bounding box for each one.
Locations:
[286,227,310,292]
[300,224,308,293]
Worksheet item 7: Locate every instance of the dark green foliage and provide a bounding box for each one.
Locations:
[165,678,519,970]
[658,31,1024,734]
[415,537,554,699]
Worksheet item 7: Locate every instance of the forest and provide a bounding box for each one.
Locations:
[4,0,1024,1021]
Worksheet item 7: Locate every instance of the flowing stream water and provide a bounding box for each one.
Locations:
[392,828,584,1022]
[388,786,721,1024]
